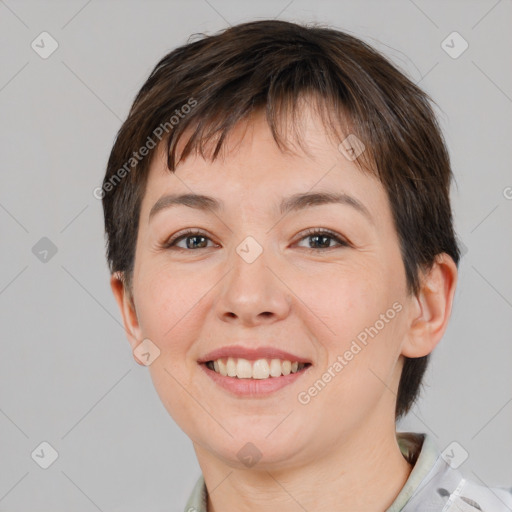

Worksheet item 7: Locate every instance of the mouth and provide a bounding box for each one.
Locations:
[203,357,312,379]
[197,345,313,396]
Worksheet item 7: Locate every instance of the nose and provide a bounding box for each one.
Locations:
[214,244,292,327]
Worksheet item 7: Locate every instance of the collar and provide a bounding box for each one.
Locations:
[183,432,512,511]
[184,431,434,512]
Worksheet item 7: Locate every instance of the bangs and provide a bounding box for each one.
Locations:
[152,55,377,177]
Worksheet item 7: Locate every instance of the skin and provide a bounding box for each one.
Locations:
[111,104,457,511]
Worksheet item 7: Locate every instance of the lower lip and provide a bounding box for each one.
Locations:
[199,363,311,397]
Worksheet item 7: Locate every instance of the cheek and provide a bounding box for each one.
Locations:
[135,263,209,355]
[287,259,388,342]
[292,260,404,401]
[136,265,213,433]
[326,266,404,372]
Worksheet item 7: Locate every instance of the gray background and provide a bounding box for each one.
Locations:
[1,0,511,510]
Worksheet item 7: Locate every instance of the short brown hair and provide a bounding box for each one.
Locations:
[101,19,461,420]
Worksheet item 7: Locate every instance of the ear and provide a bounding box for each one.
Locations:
[401,253,458,358]
[110,272,145,366]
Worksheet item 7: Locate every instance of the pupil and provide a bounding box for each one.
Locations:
[311,235,330,249]
[187,236,207,249]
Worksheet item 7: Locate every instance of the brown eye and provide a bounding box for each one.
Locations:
[296,229,349,251]
[163,229,216,250]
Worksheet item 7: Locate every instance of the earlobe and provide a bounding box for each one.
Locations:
[401,253,458,358]
[110,272,145,366]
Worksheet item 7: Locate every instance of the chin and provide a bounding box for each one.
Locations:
[197,425,313,470]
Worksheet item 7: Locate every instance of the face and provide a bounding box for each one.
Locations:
[118,106,422,469]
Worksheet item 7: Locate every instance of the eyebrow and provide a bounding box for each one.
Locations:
[149,191,373,224]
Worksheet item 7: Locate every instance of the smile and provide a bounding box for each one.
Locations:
[205,357,310,379]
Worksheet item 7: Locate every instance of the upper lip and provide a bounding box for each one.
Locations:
[198,345,312,364]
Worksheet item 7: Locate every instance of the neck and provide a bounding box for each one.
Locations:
[194,424,413,512]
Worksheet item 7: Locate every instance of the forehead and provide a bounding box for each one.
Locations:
[140,107,386,223]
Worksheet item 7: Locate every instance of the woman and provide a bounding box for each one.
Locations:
[101,19,511,511]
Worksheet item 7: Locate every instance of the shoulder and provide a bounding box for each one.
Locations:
[396,432,512,511]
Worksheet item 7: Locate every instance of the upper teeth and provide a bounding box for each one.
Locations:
[208,357,306,379]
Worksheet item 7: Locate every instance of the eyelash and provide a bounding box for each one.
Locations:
[161,227,350,252]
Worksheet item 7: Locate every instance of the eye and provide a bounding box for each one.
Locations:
[295,228,349,251]
[162,229,217,250]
